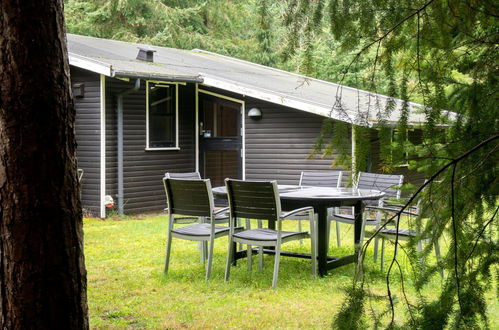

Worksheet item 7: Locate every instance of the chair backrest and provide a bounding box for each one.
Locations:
[164,171,201,180]
[356,172,404,199]
[225,179,281,222]
[163,178,214,217]
[299,170,342,188]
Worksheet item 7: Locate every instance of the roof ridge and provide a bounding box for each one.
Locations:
[68,33,191,55]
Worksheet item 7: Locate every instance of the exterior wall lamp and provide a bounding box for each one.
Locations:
[248,107,262,120]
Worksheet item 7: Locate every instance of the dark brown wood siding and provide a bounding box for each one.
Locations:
[71,67,101,215]
[105,78,196,214]
[244,97,343,185]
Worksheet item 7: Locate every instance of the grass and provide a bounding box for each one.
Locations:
[84,215,498,328]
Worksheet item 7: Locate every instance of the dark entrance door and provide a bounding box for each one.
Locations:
[199,92,242,187]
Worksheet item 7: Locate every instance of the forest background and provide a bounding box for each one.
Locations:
[64,0,498,328]
[64,0,379,94]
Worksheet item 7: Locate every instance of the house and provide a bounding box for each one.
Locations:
[68,34,427,218]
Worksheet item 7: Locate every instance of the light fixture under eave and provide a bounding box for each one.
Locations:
[248,107,262,120]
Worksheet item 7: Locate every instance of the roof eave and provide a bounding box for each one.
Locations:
[68,53,113,77]
[68,53,203,83]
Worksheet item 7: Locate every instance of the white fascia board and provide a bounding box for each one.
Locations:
[69,53,112,77]
[200,75,366,126]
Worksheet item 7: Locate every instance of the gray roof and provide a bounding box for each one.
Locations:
[67,33,438,126]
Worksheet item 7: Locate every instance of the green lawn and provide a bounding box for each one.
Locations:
[84,216,498,328]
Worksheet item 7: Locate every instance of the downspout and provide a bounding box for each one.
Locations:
[116,79,141,215]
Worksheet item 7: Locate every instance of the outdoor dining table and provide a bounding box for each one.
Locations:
[212,184,385,276]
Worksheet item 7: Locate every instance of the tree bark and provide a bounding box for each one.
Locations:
[0,1,88,329]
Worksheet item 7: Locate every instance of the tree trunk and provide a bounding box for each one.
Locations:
[0,1,88,328]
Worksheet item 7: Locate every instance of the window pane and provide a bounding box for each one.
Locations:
[148,83,176,148]
[202,100,238,137]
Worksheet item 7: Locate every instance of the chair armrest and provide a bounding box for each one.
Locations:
[383,202,406,208]
[214,206,229,215]
[281,206,314,219]
[365,205,419,217]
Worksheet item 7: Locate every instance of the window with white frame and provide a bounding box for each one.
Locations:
[146,81,178,149]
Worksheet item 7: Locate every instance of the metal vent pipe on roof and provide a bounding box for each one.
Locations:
[136,47,156,62]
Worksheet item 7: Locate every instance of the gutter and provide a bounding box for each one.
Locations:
[116,79,141,215]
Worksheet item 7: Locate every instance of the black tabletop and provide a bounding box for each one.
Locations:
[212,184,385,205]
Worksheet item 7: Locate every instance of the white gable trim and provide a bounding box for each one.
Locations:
[69,53,112,77]
[199,75,362,126]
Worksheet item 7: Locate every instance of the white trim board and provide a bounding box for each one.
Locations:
[99,75,106,219]
[195,84,200,173]
[200,75,431,127]
[69,53,112,77]
[200,75,345,123]
[145,81,180,150]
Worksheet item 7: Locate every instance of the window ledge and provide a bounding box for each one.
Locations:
[145,147,180,151]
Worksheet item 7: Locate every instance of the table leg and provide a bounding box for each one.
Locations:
[353,201,364,254]
[316,205,328,277]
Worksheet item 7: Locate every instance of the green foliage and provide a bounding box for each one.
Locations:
[64,0,265,63]
[332,286,367,329]
[256,0,275,66]
[310,120,351,168]
[281,0,499,328]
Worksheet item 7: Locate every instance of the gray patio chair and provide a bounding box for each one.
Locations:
[377,200,444,278]
[332,172,404,260]
[287,170,343,245]
[163,177,236,280]
[164,171,201,180]
[224,179,316,289]
[164,172,204,223]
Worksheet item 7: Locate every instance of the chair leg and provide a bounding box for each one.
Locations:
[198,242,204,264]
[335,221,341,247]
[237,218,243,251]
[246,218,252,271]
[198,217,206,264]
[203,241,208,263]
[373,237,379,262]
[373,210,383,263]
[310,215,317,279]
[298,220,303,245]
[434,240,444,279]
[258,220,263,271]
[380,237,385,272]
[164,230,173,275]
[258,246,264,271]
[225,235,234,282]
[206,238,215,280]
[325,217,331,252]
[272,243,281,289]
[417,240,423,265]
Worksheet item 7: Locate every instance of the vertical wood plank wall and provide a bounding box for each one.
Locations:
[104,79,196,214]
[244,96,343,185]
[73,70,196,215]
[72,67,101,215]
